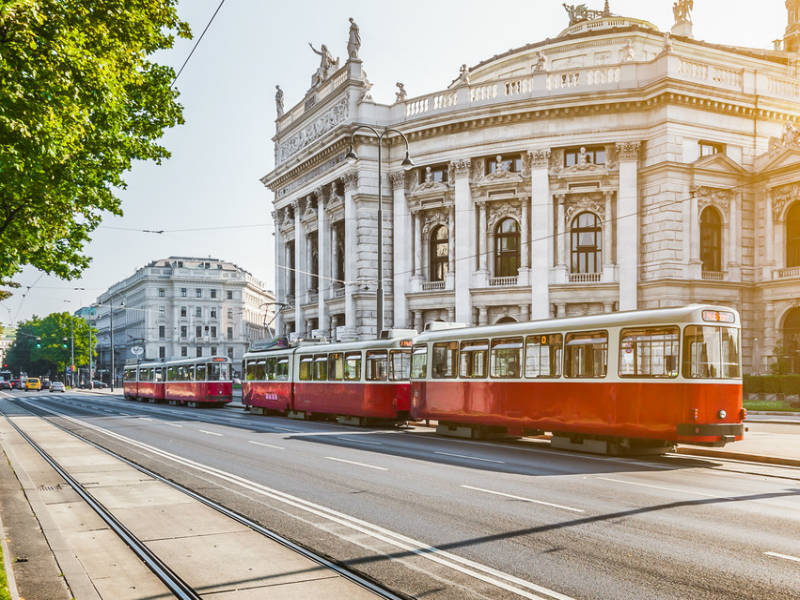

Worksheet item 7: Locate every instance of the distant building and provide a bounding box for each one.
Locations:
[93,257,275,379]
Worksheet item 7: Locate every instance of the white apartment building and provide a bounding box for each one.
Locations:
[93,257,275,376]
[263,2,800,374]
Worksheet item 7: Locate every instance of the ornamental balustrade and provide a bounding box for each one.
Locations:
[568,272,602,283]
[421,280,446,291]
[701,270,725,281]
[488,276,519,287]
[772,266,800,279]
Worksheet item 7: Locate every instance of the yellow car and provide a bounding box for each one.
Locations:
[24,378,42,391]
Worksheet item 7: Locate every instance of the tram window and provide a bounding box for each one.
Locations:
[196,364,206,380]
[314,354,328,380]
[390,349,411,381]
[246,360,257,381]
[410,345,428,379]
[366,351,389,381]
[432,341,458,378]
[491,337,523,378]
[328,353,344,381]
[683,326,740,379]
[167,367,176,381]
[155,368,164,382]
[255,360,267,380]
[187,366,195,381]
[208,362,229,381]
[266,357,277,380]
[459,340,488,378]
[564,331,608,378]
[276,357,289,380]
[619,327,679,378]
[299,356,313,381]
[344,352,361,381]
[525,334,563,378]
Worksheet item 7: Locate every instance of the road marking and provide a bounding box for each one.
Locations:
[765,551,800,563]
[435,451,504,464]
[595,476,723,498]
[198,429,222,437]
[272,425,299,432]
[336,437,382,446]
[23,399,575,600]
[248,440,285,450]
[324,456,388,471]
[461,485,584,513]
[138,417,153,421]
[164,423,183,428]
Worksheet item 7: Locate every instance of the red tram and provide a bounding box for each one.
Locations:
[242,333,414,424]
[123,356,233,407]
[409,305,744,453]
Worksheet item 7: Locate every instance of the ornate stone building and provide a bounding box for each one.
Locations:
[262,3,800,374]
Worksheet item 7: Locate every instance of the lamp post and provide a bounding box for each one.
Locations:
[109,297,115,392]
[346,126,414,338]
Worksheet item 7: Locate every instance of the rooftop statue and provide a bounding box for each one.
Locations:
[395,82,407,103]
[275,85,284,117]
[347,17,361,59]
[672,0,693,24]
[563,2,610,26]
[309,42,339,88]
[533,50,547,72]
[457,64,470,86]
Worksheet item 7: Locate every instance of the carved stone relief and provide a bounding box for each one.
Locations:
[693,186,732,217]
[564,193,605,223]
[421,208,450,237]
[277,96,349,164]
[771,183,800,220]
[487,200,521,230]
[616,141,641,161]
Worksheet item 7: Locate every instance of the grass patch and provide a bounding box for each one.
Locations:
[744,399,799,412]
[0,537,12,600]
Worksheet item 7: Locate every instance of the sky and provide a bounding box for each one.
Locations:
[1,0,788,326]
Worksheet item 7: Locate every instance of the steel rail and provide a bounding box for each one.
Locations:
[2,412,201,600]
[8,398,408,600]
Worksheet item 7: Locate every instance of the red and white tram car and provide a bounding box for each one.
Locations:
[409,305,744,453]
[123,356,233,407]
[242,332,414,424]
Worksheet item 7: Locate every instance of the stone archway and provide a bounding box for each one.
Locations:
[782,306,800,373]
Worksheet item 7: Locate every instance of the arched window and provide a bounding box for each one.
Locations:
[700,207,722,272]
[496,316,517,324]
[429,225,449,281]
[782,307,800,373]
[570,212,601,273]
[787,203,800,268]
[495,218,520,277]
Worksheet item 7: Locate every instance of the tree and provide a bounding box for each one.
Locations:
[0,1,190,282]
[6,312,96,376]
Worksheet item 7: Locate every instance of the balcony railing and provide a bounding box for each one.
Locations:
[421,280,446,291]
[701,270,725,281]
[568,272,601,283]
[332,285,346,298]
[773,266,800,280]
[488,276,519,287]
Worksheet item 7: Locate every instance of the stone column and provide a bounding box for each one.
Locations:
[330,220,338,297]
[519,304,530,321]
[294,198,306,335]
[413,211,423,280]
[413,310,424,331]
[452,159,473,323]
[765,189,775,279]
[530,149,552,319]
[616,142,640,311]
[447,204,456,288]
[555,193,567,283]
[317,187,330,336]
[478,305,488,326]
[728,192,741,281]
[519,194,531,285]
[272,210,284,335]
[343,171,358,331]
[478,201,488,273]
[602,191,615,282]
[391,171,410,328]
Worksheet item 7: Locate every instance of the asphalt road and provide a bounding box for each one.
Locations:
[3,389,799,600]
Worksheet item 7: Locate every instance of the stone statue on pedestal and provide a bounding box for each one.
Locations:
[395,82,407,103]
[275,85,284,117]
[672,0,693,24]
[457,64,470,86]
[309,43,339,87]
[347,17,361,59]
[533,51,547,72]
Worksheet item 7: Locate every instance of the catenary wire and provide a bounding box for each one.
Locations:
[171,0,226,88]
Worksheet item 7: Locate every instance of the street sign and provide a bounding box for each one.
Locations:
[130,346,144,356]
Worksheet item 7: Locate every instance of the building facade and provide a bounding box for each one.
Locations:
[93,257,275,377]
[263,2,800,374]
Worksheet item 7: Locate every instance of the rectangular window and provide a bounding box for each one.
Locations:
[210,326,217,337]
[210,346,217,355]
[390,349,411,381]
[619,327,680,378]
[459,339,489,378]
[525,334,563,378]
[432,342,458,378]
[276,357,289,381]
[196,307,202,318]
[328,352,344,381]
[196,347,202,358]
[490,337,523,378]
[181,346,187,357]
[255,360,267,380]
[564,146,606,167]
[211,309,217,319]
[227,308,233,319]
[159,346,166,359]
[196,325,202,338]
[410,345,428,379]
[227,327,233,340]
[565,330,608,378]
[313,354,328,380]
[159,306,166,315]
[226,290,233,300]
[181,288,187,297]
[167,366,176,381]
[298,356,313,381]
[180,326,187,338]
[227,347,233,359]
[196,364,206,380]
[211,289,217,299]
[180,306,187,317]
[366,351,388,381]
[195,288,202,298]
[159,325,165,339]
[265,357,276,380]
[344,352,361,381]
[246,360,257,381]
[699,141,723,157]
[158,288,165,297]
[683,325,740,379]
[209,362,229,381]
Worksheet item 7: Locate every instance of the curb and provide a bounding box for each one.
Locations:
[676,447,800,468]
[747,410,800,417]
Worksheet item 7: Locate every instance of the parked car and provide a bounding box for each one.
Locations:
[25,377,42,391]
[0,380,11,390]
[91,380,107,389]
[12,379,24,390]
[49,381,65,393]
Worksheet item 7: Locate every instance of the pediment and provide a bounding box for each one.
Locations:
[408,180,451,198]
[692,152,747,176]
[758,146,800,174]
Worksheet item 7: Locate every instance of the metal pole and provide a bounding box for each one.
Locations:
[88,327,92,389]
[109,298,114,392]
[70,318,74,388]
[376,134,383,339]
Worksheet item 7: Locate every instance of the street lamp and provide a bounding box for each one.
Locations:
[346,125,414,338]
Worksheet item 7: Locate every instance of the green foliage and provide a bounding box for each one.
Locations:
[743,375,800,395]
[6,312,95,375]
[0,0,190,281]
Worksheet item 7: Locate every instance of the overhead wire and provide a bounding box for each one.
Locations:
[171,0,226,89]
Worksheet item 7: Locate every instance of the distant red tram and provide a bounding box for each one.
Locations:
[242,333,414,424]
[123,356,233,407]
[409,305,744,453]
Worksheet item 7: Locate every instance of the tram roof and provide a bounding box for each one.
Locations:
[130,355,232,369]
[243,335,415,359]
[414,304,740,344]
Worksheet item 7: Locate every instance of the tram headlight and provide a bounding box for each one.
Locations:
[718,409,727,419]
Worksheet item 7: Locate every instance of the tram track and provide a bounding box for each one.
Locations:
[2,399,408,600]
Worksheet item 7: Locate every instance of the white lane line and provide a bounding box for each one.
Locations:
[138,417,153,421]
[765,551,800,563]
[435,450,504,464]
[248,440,285,450]
[24,399,575,600]
[596,476,723,498]
[198,429,222,437]
[324,456,388,471]
[272,425,299,432]
[336,437,382,446]
[164,423,183,428]
[461,485,584,513]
